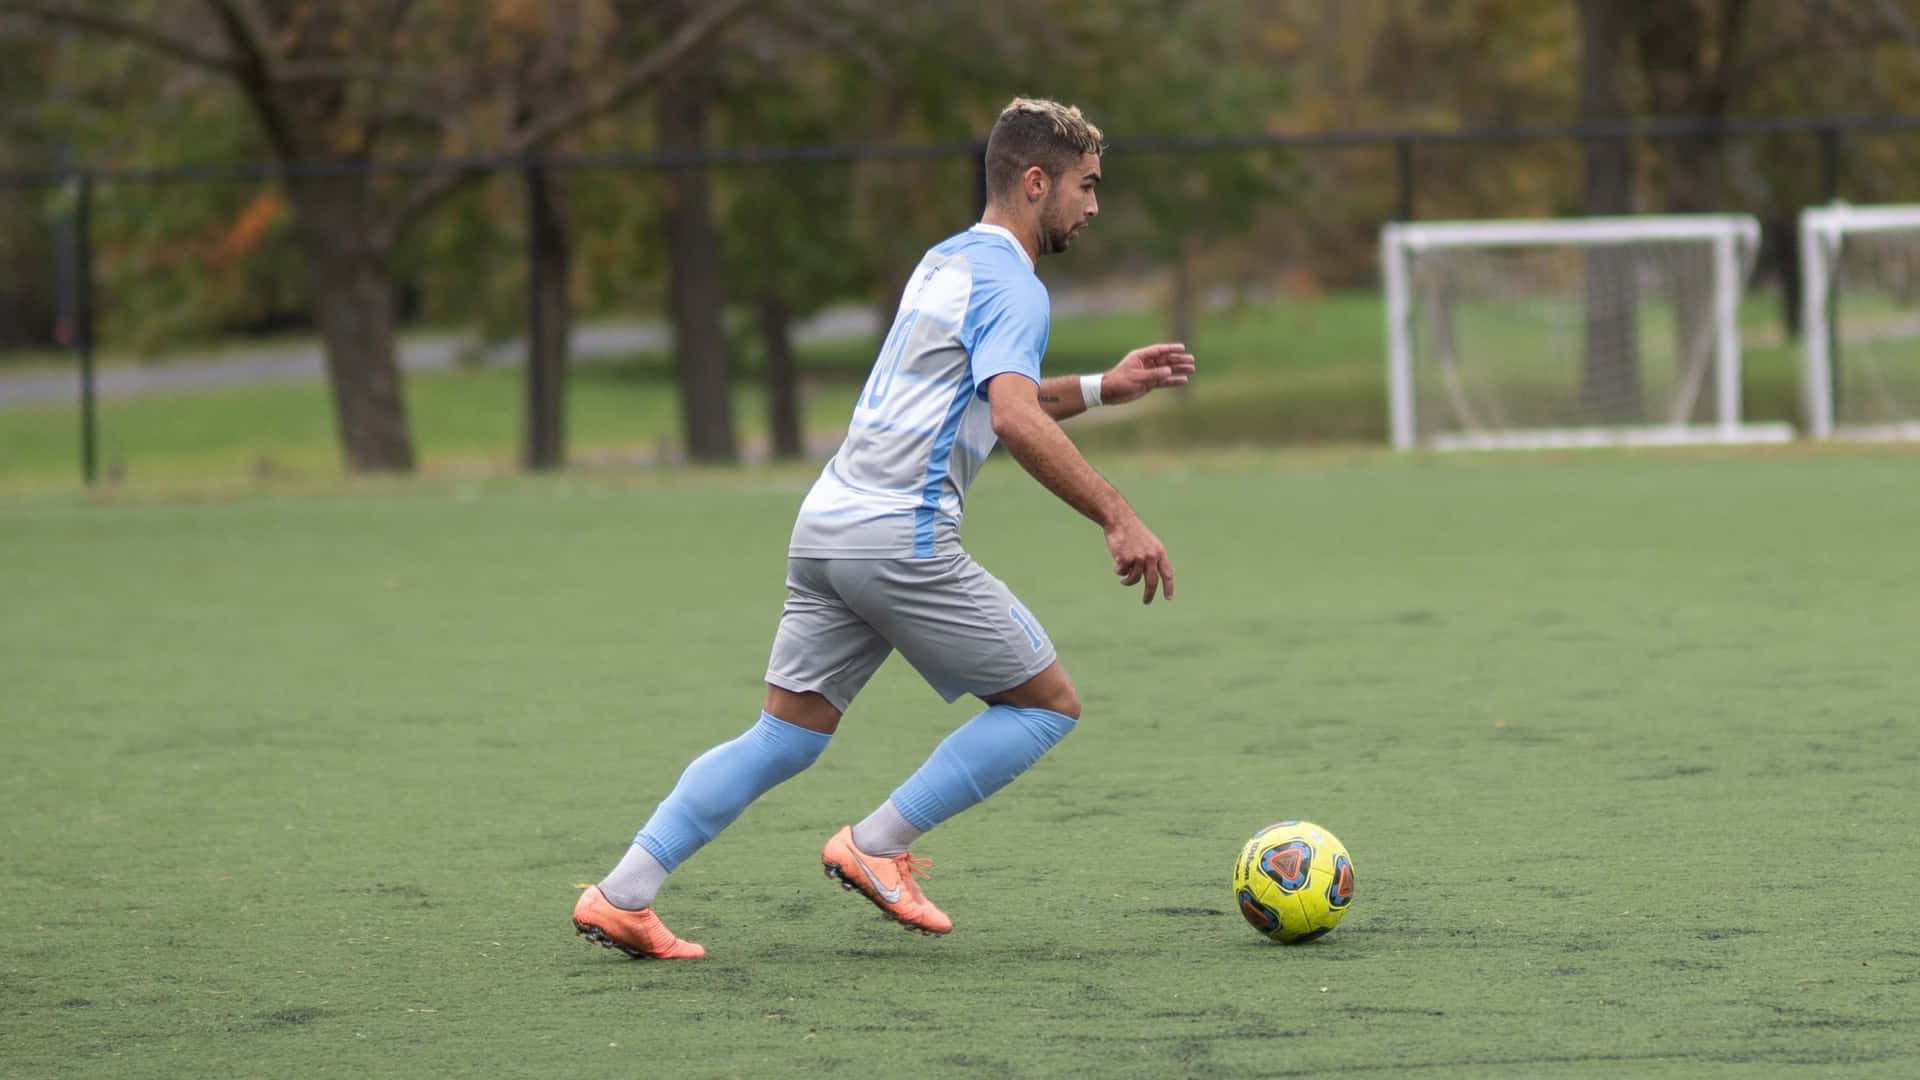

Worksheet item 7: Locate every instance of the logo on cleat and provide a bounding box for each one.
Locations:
[856,859,902,903]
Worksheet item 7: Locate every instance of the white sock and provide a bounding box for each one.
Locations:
[598,844,669,910]
[850,799,924,857]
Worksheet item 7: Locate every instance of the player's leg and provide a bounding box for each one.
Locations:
[577,699,836,958]
[595,695,837,906]
[863,555,1079,850]
[763,685,843,734]
[853,659,1079,857]
[981,658,1081,716]
[576,560,886,958]
[822,556,1078,933]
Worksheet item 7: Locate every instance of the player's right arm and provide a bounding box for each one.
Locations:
[986,373,1175,604]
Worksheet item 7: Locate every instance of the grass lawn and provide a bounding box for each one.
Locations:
[4,446,1918,1077]
[0,290,1813,499]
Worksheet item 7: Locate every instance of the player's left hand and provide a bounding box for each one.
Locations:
[1099,343,1196,406]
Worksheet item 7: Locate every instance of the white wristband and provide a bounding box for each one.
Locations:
[1079,373,1104,409]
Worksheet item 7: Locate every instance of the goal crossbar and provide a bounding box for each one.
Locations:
[1390,215,1761,252]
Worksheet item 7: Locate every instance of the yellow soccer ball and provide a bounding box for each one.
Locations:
[1232,820,1355,943]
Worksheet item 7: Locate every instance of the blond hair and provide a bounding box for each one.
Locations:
[984,97,1106,201]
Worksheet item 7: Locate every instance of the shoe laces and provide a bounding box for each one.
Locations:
[890,853,934,895]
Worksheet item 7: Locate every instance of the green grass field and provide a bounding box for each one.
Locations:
[5,446,1919,1077]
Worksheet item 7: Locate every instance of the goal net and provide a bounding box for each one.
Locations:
[1381,215,1792,450]
[1800,204,1920,440]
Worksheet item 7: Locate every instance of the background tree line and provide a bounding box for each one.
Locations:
[4,0,1920,472]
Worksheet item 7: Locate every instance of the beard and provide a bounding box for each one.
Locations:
[1036,190,1086,255]
[1039,215,1081,255]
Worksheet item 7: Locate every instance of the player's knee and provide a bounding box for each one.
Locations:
[1049,684,1082,721]
[987,662,1080,720]
[764,686,842,735]
[1025,679,1080,721]
[1046,664,1082,720]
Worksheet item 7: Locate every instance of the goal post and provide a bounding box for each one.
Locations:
[1381,214,1793,451]
[1799,203,1920,441]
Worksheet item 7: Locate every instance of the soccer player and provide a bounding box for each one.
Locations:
[573,97,1195,958]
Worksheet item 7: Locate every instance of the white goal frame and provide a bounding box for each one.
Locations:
[1799,203,1920,440]
[1381,214,1793,451]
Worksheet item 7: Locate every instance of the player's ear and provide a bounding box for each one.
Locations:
[1023,164,1049,201]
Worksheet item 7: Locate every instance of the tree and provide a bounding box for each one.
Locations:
[1043,0,1291,344]
[646,0,989,465]
[651,1,738,464]
[0,23,59,350]
[718,121,866,462]
[494,7,596,471]
[2,0,752,471]
[1629,2,1749,414]
[712,7,902,461]
[1575,0,1640,419]
[1683,0,1920,338]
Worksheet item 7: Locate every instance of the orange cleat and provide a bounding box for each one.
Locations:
[821,825,953,935]
[571,885,706,959]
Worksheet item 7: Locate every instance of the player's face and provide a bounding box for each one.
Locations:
[1039,153,1101,255]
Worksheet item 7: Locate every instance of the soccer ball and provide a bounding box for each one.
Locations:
[1232,820,1355,943]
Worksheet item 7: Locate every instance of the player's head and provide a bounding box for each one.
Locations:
[984,97,1105,255]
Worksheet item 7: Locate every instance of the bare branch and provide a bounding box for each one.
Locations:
[353,0,424,149]
[212,0,274,52]
[367,100,456,133]
[376,0,757,246]
[0,0,238,73]
[271,57,440,85]
[200,0,302,160]
[509,0,756,154]
[758,0,896,83]
[1727,0,1910,89]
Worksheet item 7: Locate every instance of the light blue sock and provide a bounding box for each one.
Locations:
[633,712,830,870]
[888,705,1078,831]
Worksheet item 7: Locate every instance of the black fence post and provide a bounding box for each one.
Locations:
[523,160,563,471]
[71,171,97,487]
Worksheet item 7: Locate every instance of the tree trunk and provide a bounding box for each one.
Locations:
[1576,0,1640,421]
[657,68,738,464]
[1632,1,1740,420]
[759,293,803,460]
[523,164,570,471]
[1765,216,1802,340]
[289,177,414,471]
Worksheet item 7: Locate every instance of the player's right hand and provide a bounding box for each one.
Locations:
[1106,515,1174,604]
[1100,343,1196,406]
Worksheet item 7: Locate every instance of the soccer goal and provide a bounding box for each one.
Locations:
[1800,203,1920,440]
[1381,214,1793,450]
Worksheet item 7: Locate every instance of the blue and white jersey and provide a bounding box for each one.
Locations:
[789,223,1049,559]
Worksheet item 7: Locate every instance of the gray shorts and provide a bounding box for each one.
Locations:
[765,554,1059,713]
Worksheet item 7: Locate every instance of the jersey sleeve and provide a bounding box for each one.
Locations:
[962,275,1051,394]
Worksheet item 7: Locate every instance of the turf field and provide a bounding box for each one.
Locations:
[4,446,1918,1078]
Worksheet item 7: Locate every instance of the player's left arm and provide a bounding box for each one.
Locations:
[1035,343,1197,421]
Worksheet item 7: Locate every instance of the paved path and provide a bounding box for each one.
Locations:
[0,283,1158,409]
